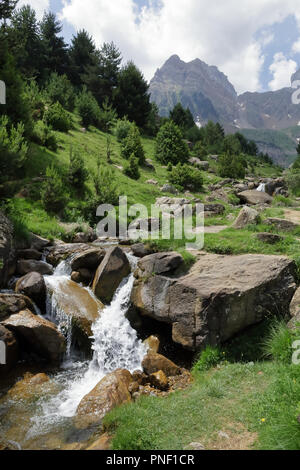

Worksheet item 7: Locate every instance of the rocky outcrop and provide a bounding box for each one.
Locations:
[2,309,66,362]
[75,369,133,429]
[15,272,46,309]
[142,351,181,376]
[0,324,18,373]
[233,206,259,229]
[131,252,296,351]
[0,211,16,288]
[70,248,105,271]
[237,190,273,205]
[17,260,53,276]
[0,293,34,321]
[92,246,130,304]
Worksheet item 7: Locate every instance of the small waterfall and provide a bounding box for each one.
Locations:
[257,183,266,192]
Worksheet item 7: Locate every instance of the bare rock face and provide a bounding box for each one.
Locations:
[92,246,130,304]
[15,272,46,309]
[2,309,66,363]
[17,260,53,276]
[237,190,273,205]
[233,206,259,229]
[0,325,18,373]
[131,252,296,351]
[142,351,181,376]
[0,211,16,288]
[75,369,133,429]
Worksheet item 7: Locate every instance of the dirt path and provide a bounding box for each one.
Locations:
[283,208,300,224]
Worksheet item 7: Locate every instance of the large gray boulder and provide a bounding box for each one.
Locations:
[71,248,105,271]
[131,253,296,351]
[237,190,273,205]
[233,206,259,229]
[0,211,16,288]
[15,272,46,310]
[0,293,34,321]
[92,246,130,304]
[17,259,53,276]
[2,309,66,363]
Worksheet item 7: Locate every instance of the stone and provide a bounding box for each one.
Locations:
[2,309,66,362]
[135,251,184,277]
[206,189,229,203]
[146,179,158,185]
[142,351,181,376]
[161,184,178,194]
[72,230,97,244]
[17,248,42,260]
[46,243,91,266]
[232,206,259,229]
[7,372,57,401]
[144,159,155,171]
[71,268,93,285]
[237,190,273,205]
[131,243,153,258]
[29,233,51,251]
[0,293,34,321]
[75,369,133,429]
[288,287,300,329]
[71,248,105,271]
[265,218,299,232]
[204,203,225,215]
[0,325,18,373]
[0,211,16,288]
[92,246,130,304]
[15,272,46,309]
[149,370,168,390]
[256,233,283,244]
[86,433,111,450]
[143,335,160,353]
[17,260,53,276]
[131,253,296,351]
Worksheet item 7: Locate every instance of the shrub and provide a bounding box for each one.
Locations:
[169,163,203,191]
[44,102,72,132]
[98,98,117,133]
[286,170,300,197]
[218,151,245,179]
[41,165,67,213]
[76,89,100,128]
[114,118,132,142]
[263,321,300,364]
[121,124,145,164]
[68,147,88,194]
[192,345,222,372]
[32,120,57,151]
[155,121,189,165]
[24,80,46,121]
[0,116,28,183]
[123,153,140,179]
[45,73,75,111]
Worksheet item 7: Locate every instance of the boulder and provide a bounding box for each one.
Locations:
[46,278,103,353]
[29,233,51,251]
[144,159,155,171]
[131,243,153,258]
[143,335,160,353]
[72,231,97,244]
[46,243,91,266]
[256,233,283,244]
[17,260,53,276]
[265,218,299,232]
[132,253,296,351]
[7,372,57,401]
[75,369,133,429]
[206,188,229,203]
[92,246,130,304]
[135,252,184,277]
[149,370,169,391]
[2,309,66,362]
[146,179,158,185]
[142,351,181,376]
[288,287,300,329]
[161,184,178,194]
[17,248,42,260]
[204,203,225,215]
[0,293,34,321]
[71,248,105,271]
[15,272,46,309]
[0,325,18,373]
[232,206,259,229]
[71,268,93,285]
[237,190,273,205]
[0,211,16,288]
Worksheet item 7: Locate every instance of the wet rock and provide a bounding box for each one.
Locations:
[256,233,283,244]
[2,309,66,363]
[17,259,53,276]
[143,335,160,353]
[0,325,18,373]
[7,372,56,401]
[75,369,133,429]
[265,218,299,232]
[92,246,130,304]
[237,190,273,205]
[0,211,16,288]
[86,433,111,450]
[46,243,91,266]
[149,370,168,390]
[71,248,105,271]
[0,293,34,321]
[142,351,181,376]
[232,206,259,229]
[132,253,296,351]
[131,370,148,385]
[71,268,93,285]
[15,272,46,309]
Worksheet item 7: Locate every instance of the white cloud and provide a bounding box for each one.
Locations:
[268,52,297,90]
[292,38,300,54]
[18,0,50,19]
[59,0,300,93]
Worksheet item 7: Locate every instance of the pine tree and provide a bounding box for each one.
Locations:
[170,103,194,130]
[68,30,100,89]
[40,12,69,80]
[155,121,189,165]
[97,41,122,104]
[0,0,18,22]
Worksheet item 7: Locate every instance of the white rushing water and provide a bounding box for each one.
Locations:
[257,183,266,192]
[29,252,147,434]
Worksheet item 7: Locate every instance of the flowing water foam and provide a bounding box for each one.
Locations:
[29,253,146,434]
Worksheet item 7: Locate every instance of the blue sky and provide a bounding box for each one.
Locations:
[19,0,300,94]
